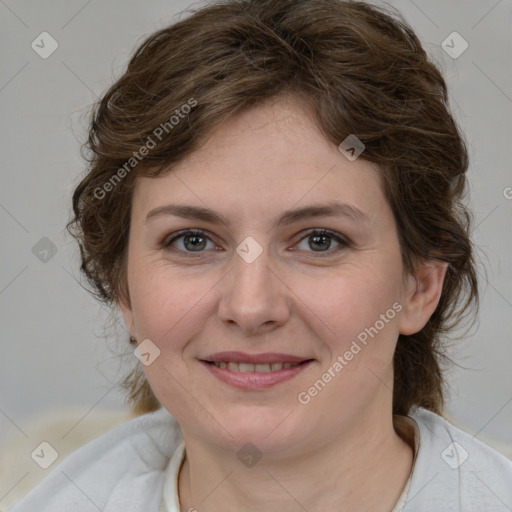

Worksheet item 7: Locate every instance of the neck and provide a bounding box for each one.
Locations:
[177,407,414,512]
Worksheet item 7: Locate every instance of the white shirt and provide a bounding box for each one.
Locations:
[10,407,512,512]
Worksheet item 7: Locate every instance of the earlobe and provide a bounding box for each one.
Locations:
[398,259,449,336]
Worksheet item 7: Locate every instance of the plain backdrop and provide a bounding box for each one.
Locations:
[1,0,511,501]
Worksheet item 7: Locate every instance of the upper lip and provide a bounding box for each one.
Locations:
[201,352,312,364]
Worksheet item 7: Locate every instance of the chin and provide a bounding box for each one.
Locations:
[203,407,308,454]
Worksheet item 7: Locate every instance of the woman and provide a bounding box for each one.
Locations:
[11,0,512,510]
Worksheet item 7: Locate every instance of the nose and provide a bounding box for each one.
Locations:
[217,243,291,337]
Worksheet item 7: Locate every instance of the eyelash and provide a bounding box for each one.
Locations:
[161,228,351,257]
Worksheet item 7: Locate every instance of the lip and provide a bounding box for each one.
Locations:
[199,353,314,390]
[202,351,309,364]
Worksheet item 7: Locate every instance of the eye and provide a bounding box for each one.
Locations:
[294,229,350,255]
[162,229,217,255]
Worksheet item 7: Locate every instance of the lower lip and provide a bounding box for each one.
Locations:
[200,361,313,390]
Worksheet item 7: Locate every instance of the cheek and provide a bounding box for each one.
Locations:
[128,264,216,348]
[310,263,401,348]
[308,269,402,408]
[127,264,179,337]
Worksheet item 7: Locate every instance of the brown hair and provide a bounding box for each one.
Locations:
[67,0,479,417]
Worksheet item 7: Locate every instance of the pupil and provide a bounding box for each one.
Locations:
[185,235,205,251]
[311,234,330,251]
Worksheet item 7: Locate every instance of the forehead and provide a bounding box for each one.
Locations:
[132,97,386,227]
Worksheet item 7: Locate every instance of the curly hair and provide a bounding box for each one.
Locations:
[67,0,479,417]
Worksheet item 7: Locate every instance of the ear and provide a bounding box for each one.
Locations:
[399,259,449,335]
[118,292,136,339]
[117,263,137,339]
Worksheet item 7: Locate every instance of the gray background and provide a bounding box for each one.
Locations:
[1,0,511,504]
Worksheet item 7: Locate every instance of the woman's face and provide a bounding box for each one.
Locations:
[120,96,436,455]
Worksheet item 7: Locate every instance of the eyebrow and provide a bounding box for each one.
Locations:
[145,200,370,229]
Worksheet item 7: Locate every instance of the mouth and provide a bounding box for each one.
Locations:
[199,352,314,390]
[203,360,306,372]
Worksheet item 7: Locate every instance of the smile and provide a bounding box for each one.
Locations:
[210,361,302,372]
[200,355,314,390]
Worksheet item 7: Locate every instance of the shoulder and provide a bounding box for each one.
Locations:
[10,407,181,512]
[405,407,512,511]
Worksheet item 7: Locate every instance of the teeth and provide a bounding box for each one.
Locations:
[212,361,301,372]
[238,363,254,373]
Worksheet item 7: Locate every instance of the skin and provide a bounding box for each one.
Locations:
[120,94,448,512]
